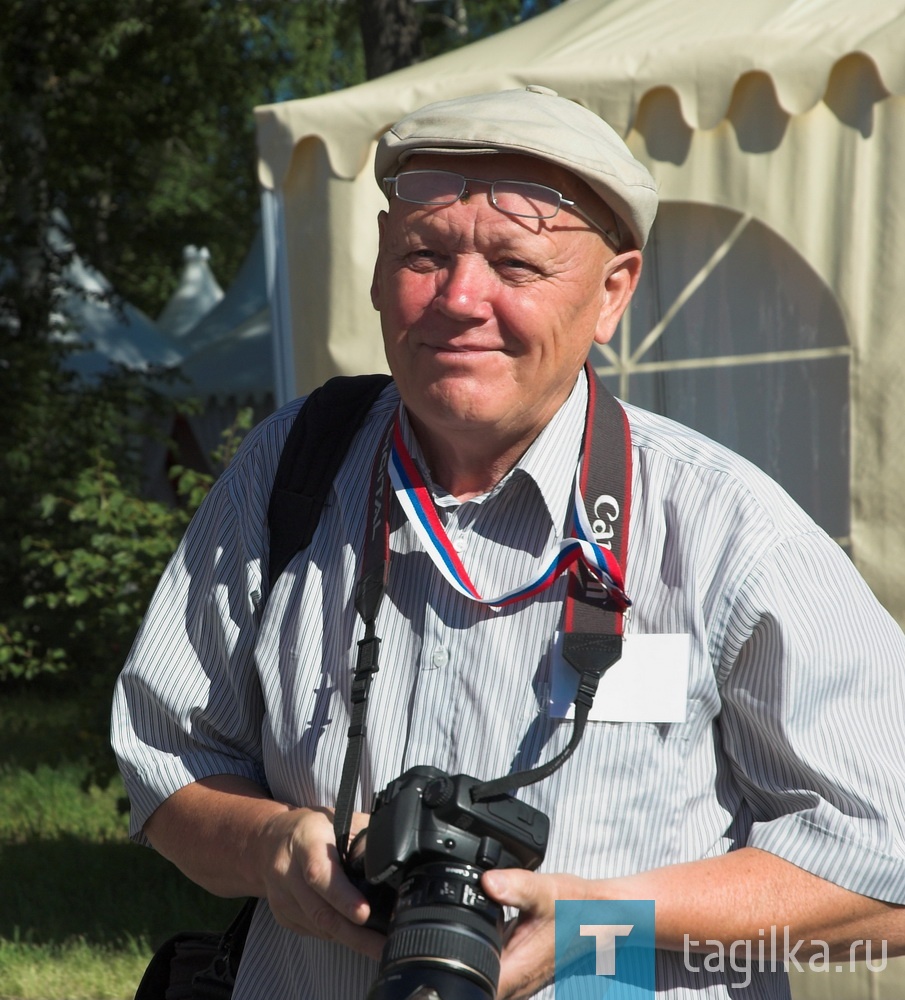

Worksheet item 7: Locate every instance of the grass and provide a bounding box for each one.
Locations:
[0,939,150,1000]
[0,686,237,1000]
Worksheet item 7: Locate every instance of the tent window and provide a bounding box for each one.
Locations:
[592,202,851,545]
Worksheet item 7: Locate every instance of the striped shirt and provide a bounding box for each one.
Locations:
[112,373,905,999]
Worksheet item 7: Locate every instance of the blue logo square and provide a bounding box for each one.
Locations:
[555,900,655,999]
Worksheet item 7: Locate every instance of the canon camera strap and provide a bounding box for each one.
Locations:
[334,364,632,855]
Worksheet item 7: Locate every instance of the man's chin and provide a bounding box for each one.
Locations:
[407,381,526,442]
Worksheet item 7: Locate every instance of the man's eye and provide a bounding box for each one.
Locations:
[406,249,441,269]
[497,258,538,275]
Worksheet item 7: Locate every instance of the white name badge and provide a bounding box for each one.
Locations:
[548,632,691,723]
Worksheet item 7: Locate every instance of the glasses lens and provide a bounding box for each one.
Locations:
[491,181,562,219]
[394,170,465,205]
[390,173,567,222]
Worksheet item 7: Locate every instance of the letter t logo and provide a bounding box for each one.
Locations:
[579,924,635,975]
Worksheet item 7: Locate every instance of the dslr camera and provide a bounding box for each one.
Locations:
[345,765,550,1000]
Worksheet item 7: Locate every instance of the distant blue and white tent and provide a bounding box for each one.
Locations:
[49,215,185,378]
[168,231,275,462]
[156,245,224,340]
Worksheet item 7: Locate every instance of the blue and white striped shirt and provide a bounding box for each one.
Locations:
[112,373,905,999]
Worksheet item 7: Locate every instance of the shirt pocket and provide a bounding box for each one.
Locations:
[513,700,711,877]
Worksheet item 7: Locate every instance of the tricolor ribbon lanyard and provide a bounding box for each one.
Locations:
[334,364,632,856]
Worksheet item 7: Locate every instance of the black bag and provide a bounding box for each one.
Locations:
[133,375,391,1000]
[134,898,255,1000]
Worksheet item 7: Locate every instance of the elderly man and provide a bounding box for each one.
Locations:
[113,88,905,1000]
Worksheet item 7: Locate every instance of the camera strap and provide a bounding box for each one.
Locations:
[334,364,631,854]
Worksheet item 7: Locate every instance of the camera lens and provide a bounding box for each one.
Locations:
[367,861,504,1000]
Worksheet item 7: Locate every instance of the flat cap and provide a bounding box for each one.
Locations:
[374,86,658,250]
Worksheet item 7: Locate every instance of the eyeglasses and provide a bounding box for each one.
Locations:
[383,169,620,249]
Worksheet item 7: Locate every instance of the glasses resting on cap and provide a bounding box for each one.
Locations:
[383,169,620,249]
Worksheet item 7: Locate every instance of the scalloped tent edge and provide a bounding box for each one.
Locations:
[255,0,905,191]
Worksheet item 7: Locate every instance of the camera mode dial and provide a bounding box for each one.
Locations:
[422,776,455,809]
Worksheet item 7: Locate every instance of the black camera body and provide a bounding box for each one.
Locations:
[361,765,549,887]
[347,765,549,1000]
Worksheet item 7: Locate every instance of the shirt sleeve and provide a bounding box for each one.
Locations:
[716,528,905,902]
[110,412,290,843]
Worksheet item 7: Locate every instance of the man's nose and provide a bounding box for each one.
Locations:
[431,256,493,322]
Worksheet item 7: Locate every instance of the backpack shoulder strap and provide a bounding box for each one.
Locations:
[266,373,393,592]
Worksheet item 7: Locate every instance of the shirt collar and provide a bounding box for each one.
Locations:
[397,370,588,536]
[514,371,587,537]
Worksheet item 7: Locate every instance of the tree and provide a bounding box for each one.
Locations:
[0,1,369,682]
[1,1,292,316]
[356,0,566,80]
[358,0,424,78]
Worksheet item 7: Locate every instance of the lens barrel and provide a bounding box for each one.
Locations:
[367,862,503,1000]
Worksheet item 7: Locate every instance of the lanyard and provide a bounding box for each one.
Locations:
[389,422,630,612]
[335,365,632,853]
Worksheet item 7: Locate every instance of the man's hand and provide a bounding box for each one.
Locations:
[483,849,905,999]
[143,776,385,960]
[482,869,592,1000]
[256,806,385,958]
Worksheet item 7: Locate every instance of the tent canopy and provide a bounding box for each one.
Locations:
[254,0,905,623]
[167,230,273,462]
[176,229,267,358]
[179,307,272,405]
[157,245,224,339]
[257,0,904,190]
[168,230,271,403]
[49,221,184,377]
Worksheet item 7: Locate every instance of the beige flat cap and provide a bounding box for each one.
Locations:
[375,86,658,250]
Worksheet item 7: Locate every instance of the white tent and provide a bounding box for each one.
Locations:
[57,269,182,378]
[178,307,274,459]
[156,245,224,339]
[49,216,184,378]
[170,230,272,412]
[176,229,268,357]
[253,0,905,628]
[169,231,274,461]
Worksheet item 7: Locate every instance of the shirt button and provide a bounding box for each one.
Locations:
[431,646,450,668]
[453,537,467,554]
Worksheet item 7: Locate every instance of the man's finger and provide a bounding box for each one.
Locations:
[483,868,538,909]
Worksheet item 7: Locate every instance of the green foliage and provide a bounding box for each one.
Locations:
[20,453,196,662]
[15,402,254,682]
[418,0,565,58]
[279,1,366,97]
[0,2,269,712]
[2,0,264,314]
[2,397,253,785]
[0,366,178,675]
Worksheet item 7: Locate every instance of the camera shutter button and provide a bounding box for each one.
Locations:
[423,776,455,808]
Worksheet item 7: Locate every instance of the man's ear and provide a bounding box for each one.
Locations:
[370,210,388,311]
[595,250,643,345]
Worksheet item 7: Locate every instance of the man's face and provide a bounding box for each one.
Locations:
[370,153,640,454]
